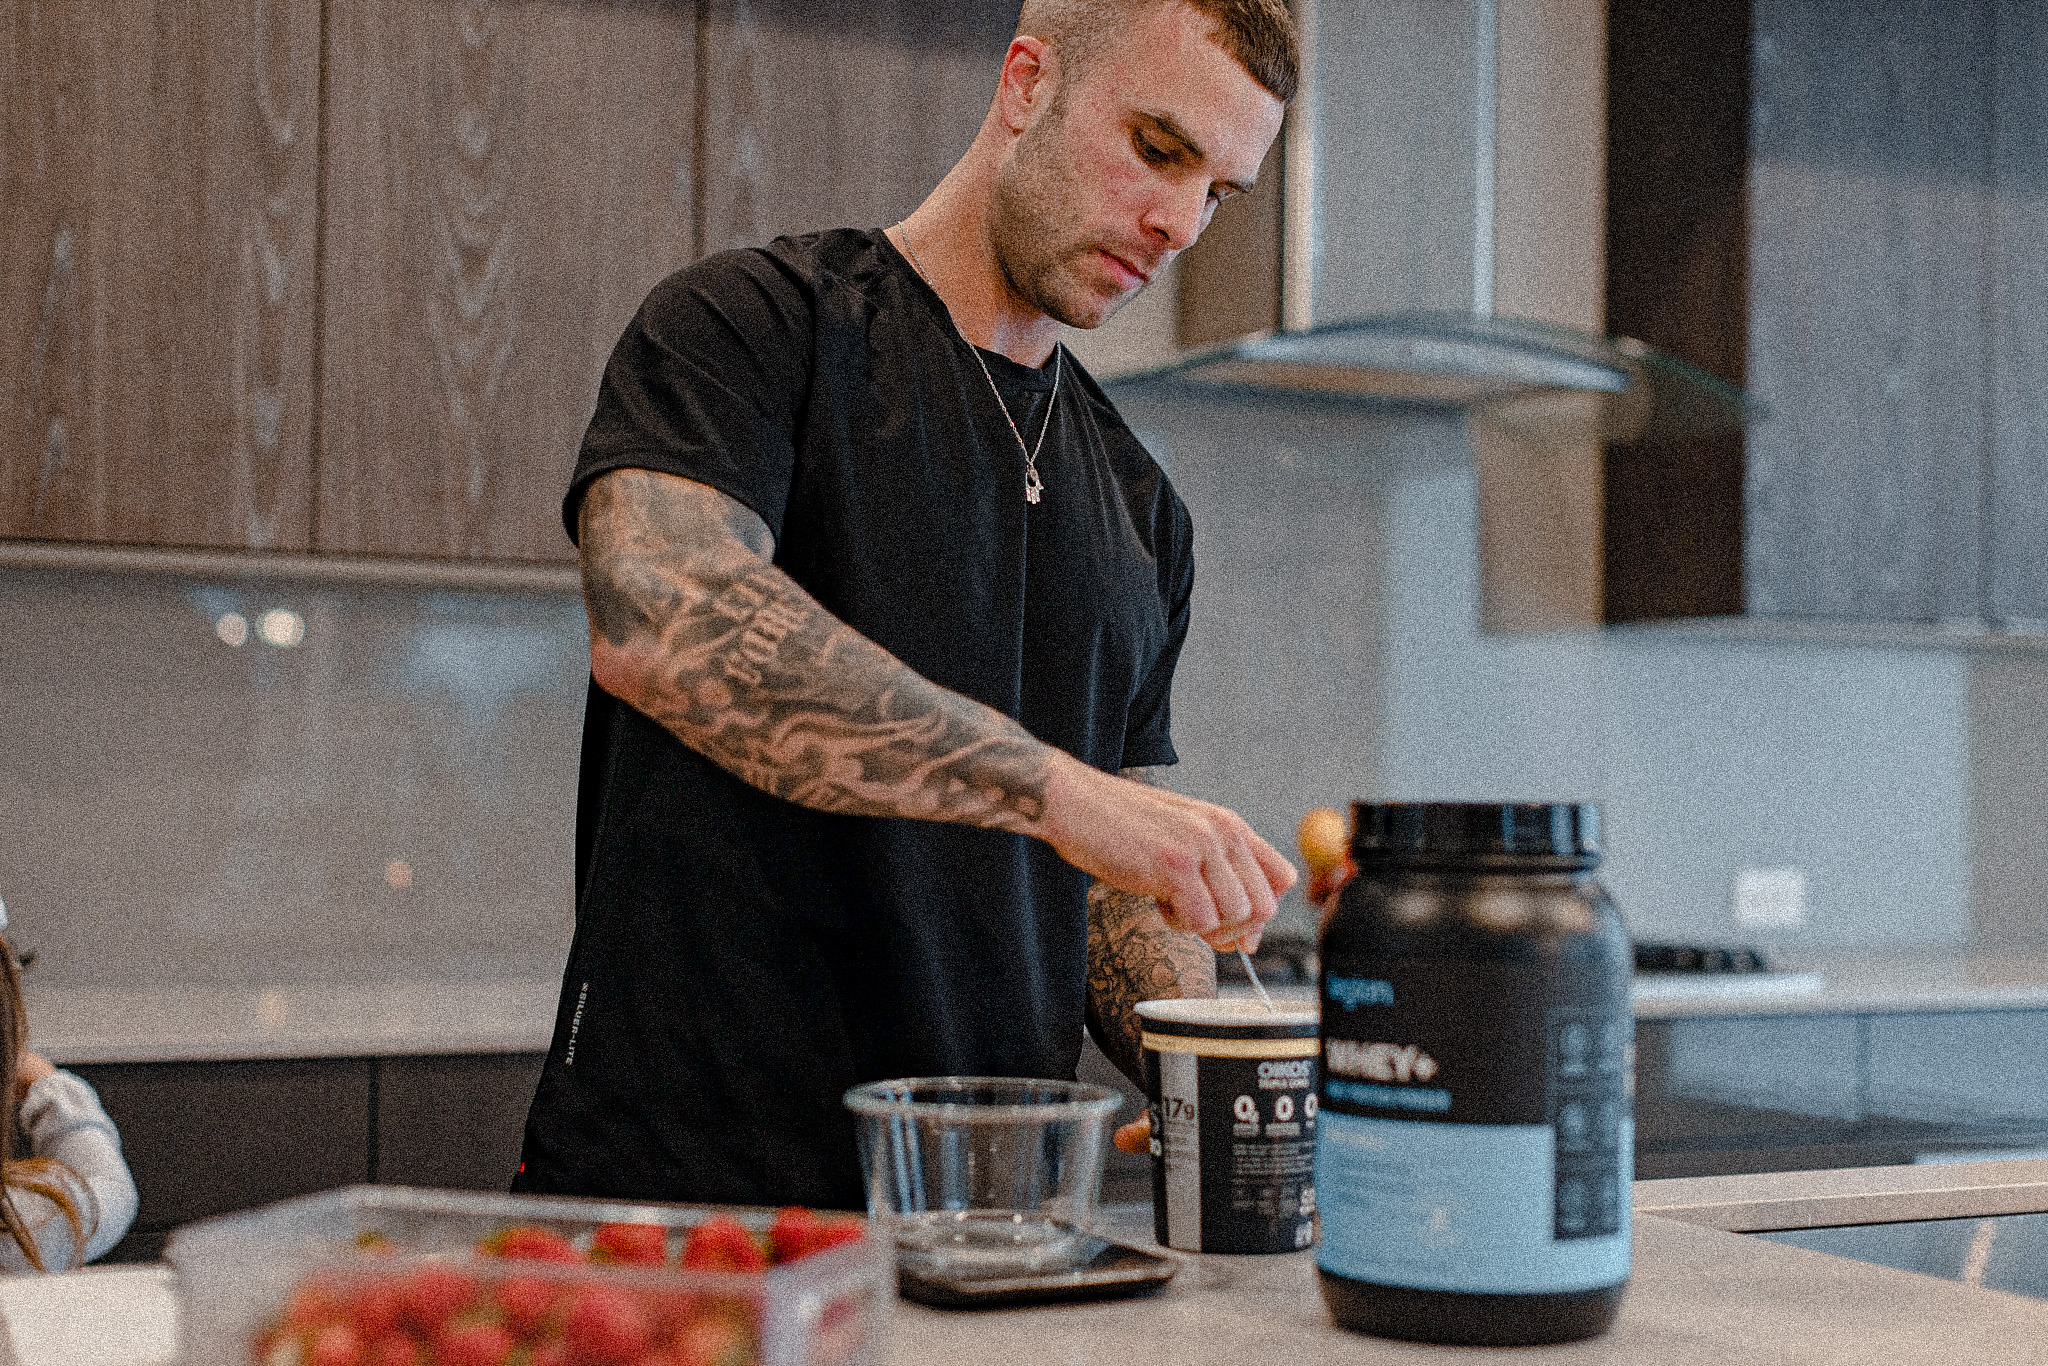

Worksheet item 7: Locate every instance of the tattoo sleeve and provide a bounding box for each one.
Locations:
[578,468,1054,828]
[1085,766,1219,1088]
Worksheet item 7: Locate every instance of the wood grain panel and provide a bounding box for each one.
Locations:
[72,1058,372,1238]
[1602,0,1749,622]
[1744,0,1992,623]
[0,0,320,550]
[319,0,696,562]
[1986,0,2048,627]
[373,1052,544,1190]
[699,0,1018,256]
[1175,140,1282,351]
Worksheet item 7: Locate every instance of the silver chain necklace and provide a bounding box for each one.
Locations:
[896,226,1062,505]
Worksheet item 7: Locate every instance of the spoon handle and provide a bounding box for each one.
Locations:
[1238,948,1277,1012]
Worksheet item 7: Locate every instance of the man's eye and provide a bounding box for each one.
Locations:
[1135,135,1170,165]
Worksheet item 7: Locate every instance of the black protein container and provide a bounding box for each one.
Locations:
[1314,803,1633,1346]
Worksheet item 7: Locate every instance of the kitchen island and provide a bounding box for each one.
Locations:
[12,1160,2048,1366]
[29,947,2048,1256]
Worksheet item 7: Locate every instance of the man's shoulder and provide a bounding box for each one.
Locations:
[640,228,892,314]
[1061,352,1189,513]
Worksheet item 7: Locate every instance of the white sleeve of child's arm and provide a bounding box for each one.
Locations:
[18,1070,139,1264]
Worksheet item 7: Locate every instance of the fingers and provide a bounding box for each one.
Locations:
[1156,852,1221,940]
[1202,836,1255,942]
[1247,826,1300,897]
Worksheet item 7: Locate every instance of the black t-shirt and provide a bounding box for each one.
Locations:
[514,228,1193,1209]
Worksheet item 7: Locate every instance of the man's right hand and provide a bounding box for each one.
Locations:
[1039,753,1296,952]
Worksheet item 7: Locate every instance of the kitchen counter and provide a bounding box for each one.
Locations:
[27,948,2048,1066]
[12,1161,2048,1366]
[1629,948,2048,1019]
[23,979,557,1065]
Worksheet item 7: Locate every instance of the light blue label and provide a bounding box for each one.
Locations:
[1327,976,1396,1009]
[1314,1111,1632,1294]
[1327,1079,1452,1113]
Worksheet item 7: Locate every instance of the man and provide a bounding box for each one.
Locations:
[514,0,1299,1209]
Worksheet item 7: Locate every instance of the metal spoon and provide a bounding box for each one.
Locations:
[1238,948,1277,1012]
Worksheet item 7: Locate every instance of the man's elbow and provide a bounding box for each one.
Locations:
[589,634,655,707]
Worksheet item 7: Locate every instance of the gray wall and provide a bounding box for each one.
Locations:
[0,571,584,987]
[2,385,2041,987]
[1118,380,1981,950]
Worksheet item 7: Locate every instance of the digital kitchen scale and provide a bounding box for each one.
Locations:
[895,1234,1180,1309]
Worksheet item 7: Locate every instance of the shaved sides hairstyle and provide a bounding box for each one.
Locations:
[1017,0,1300,103]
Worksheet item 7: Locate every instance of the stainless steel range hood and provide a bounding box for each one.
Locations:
[1161,0,1752,444]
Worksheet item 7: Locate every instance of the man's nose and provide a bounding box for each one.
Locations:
[1143,180,1211,253]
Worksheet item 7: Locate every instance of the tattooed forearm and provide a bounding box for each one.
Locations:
[578,469,1055,828]
[1084,769,1219,1087]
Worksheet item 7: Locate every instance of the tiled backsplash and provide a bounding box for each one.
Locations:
[0,567,585,987]
[5,385,2042,993]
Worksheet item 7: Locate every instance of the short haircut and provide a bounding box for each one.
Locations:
[1016,0,1300,103]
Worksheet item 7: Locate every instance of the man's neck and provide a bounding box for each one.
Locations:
[887,212,1062,369]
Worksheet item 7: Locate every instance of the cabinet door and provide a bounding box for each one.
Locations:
[0,0,320,551]
[373,1052,544,1192]
[71,1059,372,1263]
[1986,0,2048,627]
[1744,0,1992,622]
[699,1,1018,256]
[318,0,697,562]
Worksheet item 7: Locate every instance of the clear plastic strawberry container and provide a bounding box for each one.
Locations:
[164,1185,892,1366]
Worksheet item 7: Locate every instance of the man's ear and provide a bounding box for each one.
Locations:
[995,35,1057,133]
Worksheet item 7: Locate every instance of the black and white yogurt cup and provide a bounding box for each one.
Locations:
[1137,998,1321,1254]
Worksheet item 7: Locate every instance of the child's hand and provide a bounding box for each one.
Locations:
[15,1051,53,1100]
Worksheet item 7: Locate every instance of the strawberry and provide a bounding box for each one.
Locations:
[341,1277,404,1339]
[280,1279,346,1332]
[435,1321,516,1366]
[497,1275,567,1338]
[765,1207,818,1264]
[799,1222,865,1259]
[766,1208,865,1264]
[679,1217,766,1273]
[591,1221,669,1266]
[525,1341,570,1366]
[563,1284,655,1364]
[361,1334,425,1366]
[306,1322,363,1366]
[478,1225,582,1264]
[669,1312,756,1366]
[395,1265,476,1331]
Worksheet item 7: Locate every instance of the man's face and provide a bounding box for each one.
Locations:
[988,2,1286,331]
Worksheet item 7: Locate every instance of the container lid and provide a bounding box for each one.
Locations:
[1135,998,1319,1039]
[1349,802,1601,869]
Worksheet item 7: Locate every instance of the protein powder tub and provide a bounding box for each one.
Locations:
[1315,802,1632,1345]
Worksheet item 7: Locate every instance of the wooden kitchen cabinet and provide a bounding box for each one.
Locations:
[3,2,1035,566]
[316,0,698,563]
[69,1052,543,1263]
[72,1058,373,1263]
[1986,0,2048,628]
[1604,0,2048,628]
[373,1052,544,1192]
[0,0,322,553]
[696,1,1017,258]
[1636,1009,2048,1180]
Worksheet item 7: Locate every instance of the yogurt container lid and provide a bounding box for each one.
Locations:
[1136,997,1318,1037]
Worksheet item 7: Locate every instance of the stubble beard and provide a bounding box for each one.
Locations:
[986,98,1137,333]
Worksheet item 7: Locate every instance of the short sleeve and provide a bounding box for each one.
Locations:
[563,247,815,544]
[1120,499,1194,771]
